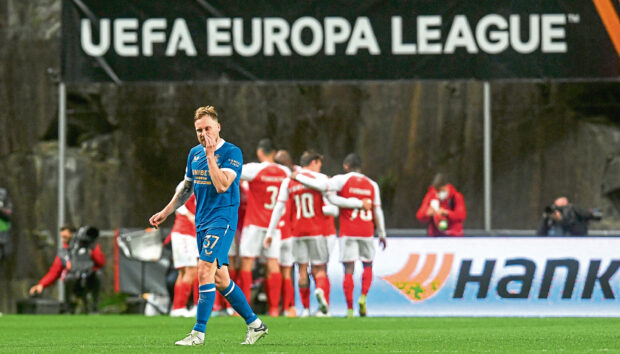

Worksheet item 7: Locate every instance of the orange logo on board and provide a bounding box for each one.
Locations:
[593,0,620,58]
[382,253,454,302]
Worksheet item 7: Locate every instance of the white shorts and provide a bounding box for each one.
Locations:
[279,238,294,267]
[293,236,329,265]
[239,225,281,259]
[327,234,337,255]
[170,232,199,269]
[339,237,375,263]
[228,233,239,257]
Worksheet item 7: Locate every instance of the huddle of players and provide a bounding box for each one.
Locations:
[226,139,386,317]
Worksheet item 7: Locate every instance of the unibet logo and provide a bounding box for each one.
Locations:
[382,253,454,302]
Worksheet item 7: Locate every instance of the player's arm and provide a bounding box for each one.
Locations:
[207,157,236,193]
[371,181,387,249]
[240,162,259,181]
[326,192,365,209]
[292,172,328,192]
[207,142,242,193]
[149,179,194,228]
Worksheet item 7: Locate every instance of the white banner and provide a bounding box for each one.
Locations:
[296,237,620,317]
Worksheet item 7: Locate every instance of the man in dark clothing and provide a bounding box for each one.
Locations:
[537,197,602,236]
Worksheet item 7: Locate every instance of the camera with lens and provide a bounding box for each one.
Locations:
[541,203,602,236]
[66,226,99,283]
[72,226,99,249]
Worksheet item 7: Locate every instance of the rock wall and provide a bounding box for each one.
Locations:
[1,0,619,313]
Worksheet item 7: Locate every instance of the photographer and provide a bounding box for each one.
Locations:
[537,197,602,236]
[29,224,106,313]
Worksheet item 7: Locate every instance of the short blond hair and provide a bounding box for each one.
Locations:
[194,106,219,121]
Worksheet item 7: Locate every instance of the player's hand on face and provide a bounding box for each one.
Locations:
[426,208,435,216]
[263,236,272,249]
[362,198,372,211]
[291,171,298,180]
[203,134,217,155]
[379,238,387,250]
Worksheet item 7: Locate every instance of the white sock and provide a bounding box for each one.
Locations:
[248,318,262,329]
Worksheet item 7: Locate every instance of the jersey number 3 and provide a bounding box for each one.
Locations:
[264,185,279,210]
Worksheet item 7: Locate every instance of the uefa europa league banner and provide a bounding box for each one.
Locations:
[62,0,620,82]
[319,237,620,317]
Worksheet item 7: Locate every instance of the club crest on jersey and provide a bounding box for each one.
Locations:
[194,155,200,161]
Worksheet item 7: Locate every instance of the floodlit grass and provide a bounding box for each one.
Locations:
[0,315,618,353]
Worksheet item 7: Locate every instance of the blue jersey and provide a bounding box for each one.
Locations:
[185,139,243,232]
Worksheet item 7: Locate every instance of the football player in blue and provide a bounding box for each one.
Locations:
[149,106,268,346]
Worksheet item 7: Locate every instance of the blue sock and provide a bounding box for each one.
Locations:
[220,280,258,325]
[193,283,216,333]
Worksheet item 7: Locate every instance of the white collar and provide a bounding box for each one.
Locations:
[215,138,226,150]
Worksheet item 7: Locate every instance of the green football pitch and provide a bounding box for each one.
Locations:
[0,315,618,353]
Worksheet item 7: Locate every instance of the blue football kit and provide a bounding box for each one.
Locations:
[185,139,243,267]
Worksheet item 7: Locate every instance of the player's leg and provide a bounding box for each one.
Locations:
[262,229,282,316]
[297,263,311,317]
[358,238,376,317]
[311,263,329,315]
[213,233,268,346]
[340,237,358,317]
[264,257,281,316]
[280,265,296,316]
[171,268,188,316]
[239,225,261,303]
[294,238,311,317]
[279,237,296,316]
[175,258,216,346]
[182,266,199,317]
[342,261,355,317]
[175,230,222,345]
[171,232,197,317]
[310,236,331,315]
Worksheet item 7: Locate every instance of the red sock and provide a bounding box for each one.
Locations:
[173,282,192,310]
[299,285,310,309]
[229,268,238,284]
[343,273,354,309]
[314,275,330,309]
[192,277,199,306]
[239,270,253,303]
[267,272,282,313]
[362,266,373,295]
[213,289,223,311]
[282,277,295,309]
[325,276,331,304]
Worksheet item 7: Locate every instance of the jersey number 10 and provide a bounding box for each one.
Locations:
[294,193,315,219]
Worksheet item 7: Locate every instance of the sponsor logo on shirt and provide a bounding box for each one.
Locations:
[349,187,372,196]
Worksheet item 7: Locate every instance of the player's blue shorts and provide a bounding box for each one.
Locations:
[197,226,235,268]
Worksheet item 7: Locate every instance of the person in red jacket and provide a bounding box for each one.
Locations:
[416,174,466,236]
[29,224,106,313]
